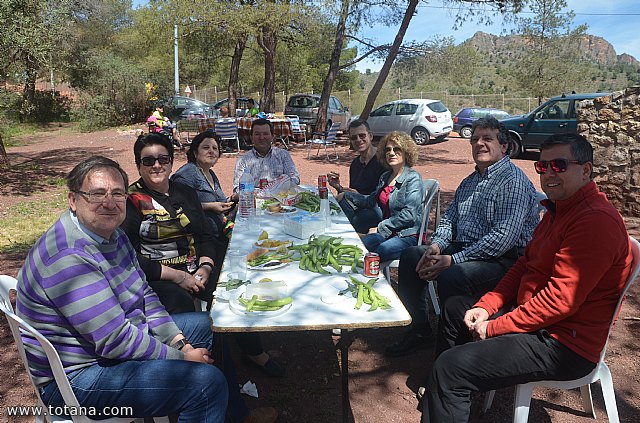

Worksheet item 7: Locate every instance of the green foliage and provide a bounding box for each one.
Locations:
[71,51,148,131]
[509,0,589,100]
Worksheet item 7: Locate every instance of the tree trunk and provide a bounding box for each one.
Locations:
[20,63,38,123]
[259,25,277,114]
[317,0,351,133]
[228,37,247,117]
[359,0,419,120]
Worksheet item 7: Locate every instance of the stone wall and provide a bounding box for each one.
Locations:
[577,87,640,229]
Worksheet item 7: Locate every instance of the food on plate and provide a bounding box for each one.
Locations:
[267,203,282,213]
[238,294,293,312]
[259,277,272,283]
[247,248,269,262]
[288,234,364,274]
[258,230,269,240]
[255,239,292,248]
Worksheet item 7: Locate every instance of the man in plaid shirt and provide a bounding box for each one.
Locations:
[385,117,539,357]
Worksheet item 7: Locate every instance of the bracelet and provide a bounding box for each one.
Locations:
[198,262,214,272]
[177,272,187,284]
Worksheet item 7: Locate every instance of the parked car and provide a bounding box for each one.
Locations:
[360,99,452,145]
[453,107,510,138]
[284,94,351,132]
[162,96,212,121]
[211,97,259,117]
[501,92,610,158]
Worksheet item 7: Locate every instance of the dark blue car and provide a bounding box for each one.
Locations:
[453,107,510,139]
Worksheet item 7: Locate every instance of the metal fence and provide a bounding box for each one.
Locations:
[191,87,544,117]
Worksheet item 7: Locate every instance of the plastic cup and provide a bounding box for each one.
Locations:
[227,250,247,280]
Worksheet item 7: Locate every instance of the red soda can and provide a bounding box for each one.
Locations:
[318,174,327,189]
[259,178,268,189]
[364,252,380,277]
[318,187,328,200]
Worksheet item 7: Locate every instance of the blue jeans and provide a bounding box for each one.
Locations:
[338,197,381,234]
[362,233,418,262]
[40,312,245,423]
[398,245,515,337]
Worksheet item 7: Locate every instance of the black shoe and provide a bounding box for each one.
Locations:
[246,356,286,378]
[384,332,435,357]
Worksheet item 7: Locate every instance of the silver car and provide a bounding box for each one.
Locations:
[284,94,351,132]
[365,99,453,145]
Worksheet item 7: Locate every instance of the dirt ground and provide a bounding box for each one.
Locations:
[0,125,638,423]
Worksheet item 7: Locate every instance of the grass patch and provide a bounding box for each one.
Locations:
[0,191,68,254]
[1,122,79,147]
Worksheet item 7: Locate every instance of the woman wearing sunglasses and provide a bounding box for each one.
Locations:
[335,131,424,262]
[121,133,279,423]
[121,132,222,313]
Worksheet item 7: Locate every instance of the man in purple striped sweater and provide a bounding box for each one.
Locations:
[16,156,228,422]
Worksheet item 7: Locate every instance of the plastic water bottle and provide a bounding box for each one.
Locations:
[319,187,331,228]
[238,168,256,230]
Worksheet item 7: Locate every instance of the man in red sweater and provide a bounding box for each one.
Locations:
[421,133,634,422]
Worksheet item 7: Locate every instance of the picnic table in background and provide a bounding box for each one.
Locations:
[177,117,294,147]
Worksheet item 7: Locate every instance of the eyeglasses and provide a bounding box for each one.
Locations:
[75,190,127,204]
[140,155,172,167]
[533,159,583,174]
[384,146,403,154]
[349,133,369,141]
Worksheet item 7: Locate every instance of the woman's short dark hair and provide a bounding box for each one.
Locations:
[187,130,219,163]
[67,156,128,192]
[133,133,174,164]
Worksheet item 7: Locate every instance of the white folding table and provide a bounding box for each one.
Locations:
[211,202,411,422]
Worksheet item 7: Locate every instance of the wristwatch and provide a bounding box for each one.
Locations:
[171,337,189,351]
[198,262,214,272]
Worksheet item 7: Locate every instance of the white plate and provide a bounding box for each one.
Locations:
[320,293,349,304]
[247,261,290,271]
[229,294,292,317]
[264,206,298,215]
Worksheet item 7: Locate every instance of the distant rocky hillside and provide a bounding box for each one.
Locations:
[466,31,640,68]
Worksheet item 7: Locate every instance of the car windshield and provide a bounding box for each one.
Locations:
[426,101,448,113]
[288,96,318,108]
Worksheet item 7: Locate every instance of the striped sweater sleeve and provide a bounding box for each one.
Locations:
[17,215,183,385]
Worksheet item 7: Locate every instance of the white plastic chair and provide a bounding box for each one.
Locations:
[215,118,240,153]
[534,191,547,218]
[380,179,442,314]
[308,121,340,160]
[482,236,640,423]
[0,275,167,423]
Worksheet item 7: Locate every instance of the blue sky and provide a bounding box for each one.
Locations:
[133,0,639,72]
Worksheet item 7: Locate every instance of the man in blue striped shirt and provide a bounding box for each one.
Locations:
[386,117,539,357]
[17,156,228,422]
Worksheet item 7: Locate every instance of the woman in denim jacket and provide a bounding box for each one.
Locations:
[336,131,424,262]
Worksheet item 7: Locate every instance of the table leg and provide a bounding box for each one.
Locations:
[213,331,225,370]
[336,329,354,423]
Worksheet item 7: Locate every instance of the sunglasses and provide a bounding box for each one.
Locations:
[349,133,369,141]
[384,146,403,154]
[140,155,172,167]
[533,159,582,174]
